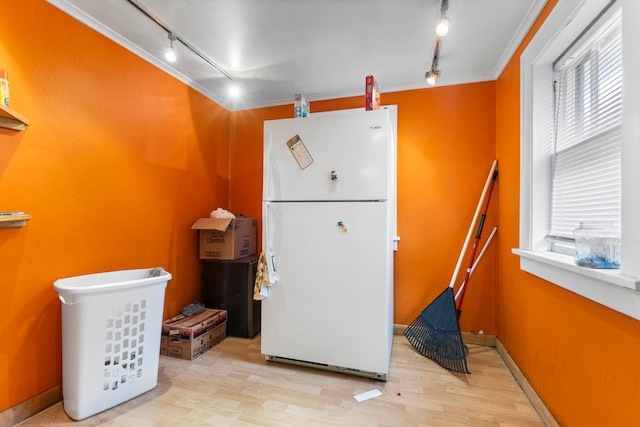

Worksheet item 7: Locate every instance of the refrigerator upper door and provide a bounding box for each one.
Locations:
[264,108,393,201]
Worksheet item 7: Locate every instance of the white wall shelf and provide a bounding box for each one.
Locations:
[0,104,29,130]
[0,213,31,228]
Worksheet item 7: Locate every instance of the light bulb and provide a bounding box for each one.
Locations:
[229,83,240,97]
[426,70,439,86]
[165,47,177,63]
[436,18,449,36]
[165,33,177,63]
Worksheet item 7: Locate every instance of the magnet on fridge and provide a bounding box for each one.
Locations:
[337,221,348,232]
[330,170,338,181]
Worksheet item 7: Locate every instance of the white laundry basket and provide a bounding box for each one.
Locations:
[54,267,172,421]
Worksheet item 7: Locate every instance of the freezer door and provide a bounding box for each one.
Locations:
[263,108,393,201]
[261,201,393,375]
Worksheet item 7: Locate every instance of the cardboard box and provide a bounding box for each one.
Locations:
[365,75,381,111]
[161,308,227,360]
[162,321,226,360]
[191,217,257,260]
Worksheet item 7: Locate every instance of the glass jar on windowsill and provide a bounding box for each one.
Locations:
[573,221,621,269]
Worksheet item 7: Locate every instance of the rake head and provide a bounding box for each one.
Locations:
[403,287,469,374]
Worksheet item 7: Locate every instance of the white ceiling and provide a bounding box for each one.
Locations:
[46,0,546,111]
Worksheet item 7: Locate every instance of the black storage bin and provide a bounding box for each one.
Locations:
[202,255,260,338]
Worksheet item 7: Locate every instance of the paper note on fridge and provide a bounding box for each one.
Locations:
[286,134,313,169]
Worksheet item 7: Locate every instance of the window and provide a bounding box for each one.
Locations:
[516,0,640,321]
[548,9,622,255]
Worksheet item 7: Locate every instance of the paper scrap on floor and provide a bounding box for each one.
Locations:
[354,389,382,402]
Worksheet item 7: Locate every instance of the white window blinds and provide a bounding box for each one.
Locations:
[548,11,622,243]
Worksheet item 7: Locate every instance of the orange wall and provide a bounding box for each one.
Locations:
[496,1,640,425]
[230,84,498,334]
[0,1,229,412]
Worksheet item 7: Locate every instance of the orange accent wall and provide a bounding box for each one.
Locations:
[0,1,229,411]
[230,85,498,334]
[496,1,640,425]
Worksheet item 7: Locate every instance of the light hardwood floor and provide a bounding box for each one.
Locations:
[19,335,544,426]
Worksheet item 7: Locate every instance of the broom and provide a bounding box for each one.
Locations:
[455,165,499,320]
[403,160,498,373]
[454,226,498,314]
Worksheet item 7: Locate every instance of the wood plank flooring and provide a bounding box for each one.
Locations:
[18,335,544,426]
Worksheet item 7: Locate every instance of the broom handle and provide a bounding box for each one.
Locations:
[448,159,497,289]
[454,226,497,301]
[456,170,498,308]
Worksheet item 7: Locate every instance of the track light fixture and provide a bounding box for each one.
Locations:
[425,0,448,86]
[165,32,177,63]
[124,0,236,89]
[435,0,450,36]
[426,37,441,86]
[426,69,439,86]
[436,17,449,37]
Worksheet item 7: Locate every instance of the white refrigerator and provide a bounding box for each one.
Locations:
[261,106,398,380]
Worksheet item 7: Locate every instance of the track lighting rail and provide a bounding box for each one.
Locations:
[123,0,234,81]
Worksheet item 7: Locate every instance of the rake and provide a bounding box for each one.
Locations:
[404,160,498,373]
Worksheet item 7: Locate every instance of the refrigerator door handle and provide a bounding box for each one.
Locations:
[393,235,400,252]
[262,202,278,285]
[268,250,278,283]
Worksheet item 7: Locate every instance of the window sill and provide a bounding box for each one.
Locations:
[512,249,640,321]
